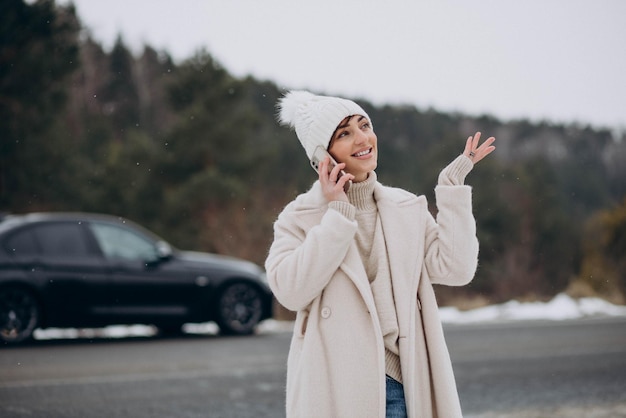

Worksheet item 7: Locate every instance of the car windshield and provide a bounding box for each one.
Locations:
[89,222,158,261]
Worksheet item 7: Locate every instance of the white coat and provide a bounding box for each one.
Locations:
[265,176,478,418]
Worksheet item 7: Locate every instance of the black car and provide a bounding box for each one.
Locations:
[0,212,273,344]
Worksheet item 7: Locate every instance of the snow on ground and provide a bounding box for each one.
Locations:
[439,293,626,324]
[34,293,626,341]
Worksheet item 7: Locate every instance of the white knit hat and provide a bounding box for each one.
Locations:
[277,90,371,159]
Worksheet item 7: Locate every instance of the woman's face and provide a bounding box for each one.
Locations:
[328,115,378,183]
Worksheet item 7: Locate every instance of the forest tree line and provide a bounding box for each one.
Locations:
[2,0,625,307]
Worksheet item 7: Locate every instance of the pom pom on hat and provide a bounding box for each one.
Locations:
[277,90,371,159]
[277,91,316,129]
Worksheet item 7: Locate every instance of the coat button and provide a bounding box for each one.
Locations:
[321,307,331,319]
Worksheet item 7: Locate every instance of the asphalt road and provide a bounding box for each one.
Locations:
[447,317,626,417]
[1,317,625,418]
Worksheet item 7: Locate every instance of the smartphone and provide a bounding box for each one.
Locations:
[310,146,351,192]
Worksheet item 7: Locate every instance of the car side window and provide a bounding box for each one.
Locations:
[89,223,158,261]
[5,228,39,256]
[34,223,92,257]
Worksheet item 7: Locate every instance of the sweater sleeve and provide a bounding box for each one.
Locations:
[328,200,356,220]
[437,154,473,186]
[423,157,479,286]
[265,205,358,311]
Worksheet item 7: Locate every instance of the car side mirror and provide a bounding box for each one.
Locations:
[155,241,173,260]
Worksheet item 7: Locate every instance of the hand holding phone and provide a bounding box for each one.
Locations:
[310,146,352,193]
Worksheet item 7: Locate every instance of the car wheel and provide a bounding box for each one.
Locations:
[0,287,40,345]
[215,282,263,335]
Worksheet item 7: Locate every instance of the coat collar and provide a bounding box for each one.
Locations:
[290,179,426,277]
[290,178,427,316]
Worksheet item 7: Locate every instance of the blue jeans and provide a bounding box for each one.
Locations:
[386,375,407,418]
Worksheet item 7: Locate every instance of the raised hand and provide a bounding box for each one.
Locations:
[464,132,496,164]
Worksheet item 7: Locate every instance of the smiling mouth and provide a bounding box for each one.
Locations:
[352,148,373,157]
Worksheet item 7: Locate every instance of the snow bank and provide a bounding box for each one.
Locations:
[439,293,626,324]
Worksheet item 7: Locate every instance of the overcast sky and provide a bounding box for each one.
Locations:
[60,0,626,132]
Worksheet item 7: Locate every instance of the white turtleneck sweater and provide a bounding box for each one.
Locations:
[326,155,473,384]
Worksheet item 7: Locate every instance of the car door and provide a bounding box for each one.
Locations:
[19,221,109,326]
[86,221,204,324]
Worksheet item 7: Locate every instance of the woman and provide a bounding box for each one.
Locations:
[265,90,495,418]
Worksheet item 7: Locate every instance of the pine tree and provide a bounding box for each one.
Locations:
[0,0,80,210]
